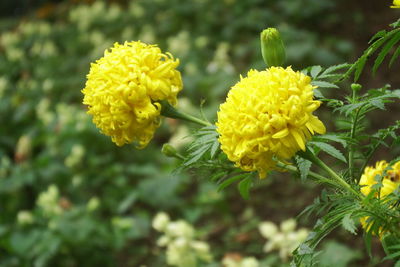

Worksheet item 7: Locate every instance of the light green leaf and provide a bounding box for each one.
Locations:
[295,156,312,182]
[312,81,338,89]
[342,214,357,235]
[310,141,347,163]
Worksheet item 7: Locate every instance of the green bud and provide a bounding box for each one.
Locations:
[351,83,362,92]
[260,28,286,67]
[161,143,178,158]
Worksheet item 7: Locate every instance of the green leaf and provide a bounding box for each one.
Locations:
[354,56,368,82]
[342,214,357,235]
[118,192,138,214]
[310,141,347,163]
[210,140,220,158]
[313,88,324,98]
[370,99,385,110]
[210,171,227,182]
[369,30,387,43]
[295,156,312,182]
[320,63,351,76]
[217,173,248,191]
[314,134,347,147]
[238,176,252,200]
[390,45,400,67]
[312,80,339,89]
[373,32,400,74]
[310,65,322,78]
[364,233,373,258]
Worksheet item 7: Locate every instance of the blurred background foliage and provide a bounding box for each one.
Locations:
[0,0,398,266]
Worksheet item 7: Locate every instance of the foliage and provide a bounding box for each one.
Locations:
[2,0,396,267]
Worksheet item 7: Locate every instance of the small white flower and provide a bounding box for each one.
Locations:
[241,257,260,267]
[258,221,278,239]
[152,212,170,232]
[280,218,296,233]
[17,210,34,225]
[166,220,195,239]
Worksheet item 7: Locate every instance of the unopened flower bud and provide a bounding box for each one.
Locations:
[260,28,286,67]
[161,143,179,158]
[351,83,362,92]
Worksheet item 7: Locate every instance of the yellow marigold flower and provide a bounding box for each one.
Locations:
[359,160,400,198]
[391,0,400,8]
[216,67,326,178]
[82,41,182,147]
[359,160,400,236]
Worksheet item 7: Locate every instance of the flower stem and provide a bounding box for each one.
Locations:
[276,161,336,187]
[298,148,362,199]
[160,100,211,127]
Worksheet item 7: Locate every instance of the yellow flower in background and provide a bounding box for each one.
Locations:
[216,67,325,178]
[82,41,182,147]
[359,160,400,198]
[359,160,400,236]
[391,0,400,8]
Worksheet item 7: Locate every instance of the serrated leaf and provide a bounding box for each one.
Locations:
[295,156,312,182]
[310,141,347,163]
[315,134,347,147]
[342,214,357,235]
[373,32,400,74]
[238,176,252,199]
[335,102,365,116]
[210,140,219,158]
[370,99,385,110]
[313,88,324,98]
[298,243,314,255]
[310,65,322,78]
[354,56,368,82]
[312,80,339,89]
[321,63,351,75]
[184,145,211,166]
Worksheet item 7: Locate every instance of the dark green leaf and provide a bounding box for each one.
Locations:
[238,176,252,200]
[217,173,248,191]
[373,32,400,74]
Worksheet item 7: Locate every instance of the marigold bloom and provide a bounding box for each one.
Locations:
[82,41,182,147]
[359,160,400,236]
[216,67,325,178]
[391,0,400,8]
[359,160,400,198]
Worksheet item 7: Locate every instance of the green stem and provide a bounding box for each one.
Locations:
[160,100,211,127]
[348,113,358,180]
[276,161,337,187]
[305,151,362,199]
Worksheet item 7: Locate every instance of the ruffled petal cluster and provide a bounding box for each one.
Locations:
[359,160,400,197]
[359,160,400,235]
[216,67,325,178]
[82,41,182,147]
[391,0,400,8]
